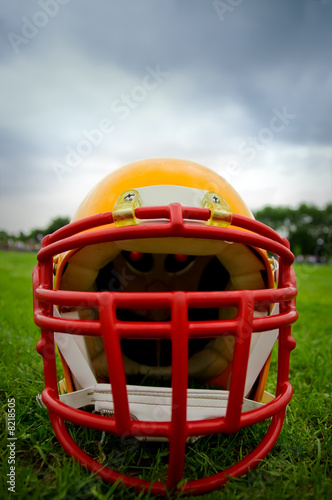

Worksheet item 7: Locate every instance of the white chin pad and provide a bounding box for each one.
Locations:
[59,383,263,423]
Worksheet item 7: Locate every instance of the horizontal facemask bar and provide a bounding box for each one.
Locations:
[36,204,294,266]
[34,288,297,337]
[39,380,293,439]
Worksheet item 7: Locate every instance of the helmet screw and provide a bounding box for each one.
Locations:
[124,192,135,202]
[211,195,220,204]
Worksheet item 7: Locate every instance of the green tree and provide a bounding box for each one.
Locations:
[44,216,70,235]
[254,204,332,257]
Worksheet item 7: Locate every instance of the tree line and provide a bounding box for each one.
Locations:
[254,203,331,259]
[1,204,331,258]
[0,217,70,251]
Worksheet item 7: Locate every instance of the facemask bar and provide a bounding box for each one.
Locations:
[33,202,297,495]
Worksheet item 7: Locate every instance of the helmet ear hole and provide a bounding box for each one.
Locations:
[174,253,188,263]
[165,254,196,273]
[122,251,153,273]
[129,251,143,262]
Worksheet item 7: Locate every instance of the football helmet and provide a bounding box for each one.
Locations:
[33,158,298,495]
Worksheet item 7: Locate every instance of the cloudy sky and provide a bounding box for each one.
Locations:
[1,0,331,234]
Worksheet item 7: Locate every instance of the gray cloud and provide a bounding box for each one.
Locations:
[1,0,331,233]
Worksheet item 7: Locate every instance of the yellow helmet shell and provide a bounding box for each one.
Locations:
[72,158,253,222]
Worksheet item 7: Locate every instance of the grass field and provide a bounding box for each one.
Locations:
[0,250,331,499]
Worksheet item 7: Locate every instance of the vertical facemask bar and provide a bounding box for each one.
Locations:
[34,260,60,399]
[98,293,132,435]
[167,291,189,490]
[276,259,297,394]
[224,292,254,433]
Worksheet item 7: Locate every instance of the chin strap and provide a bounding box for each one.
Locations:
[58,384,263,427]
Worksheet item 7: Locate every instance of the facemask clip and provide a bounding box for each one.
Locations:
[113,189,143,227]
[202,192,233,227]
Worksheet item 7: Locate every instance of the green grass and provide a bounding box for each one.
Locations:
[0,251,331,499]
